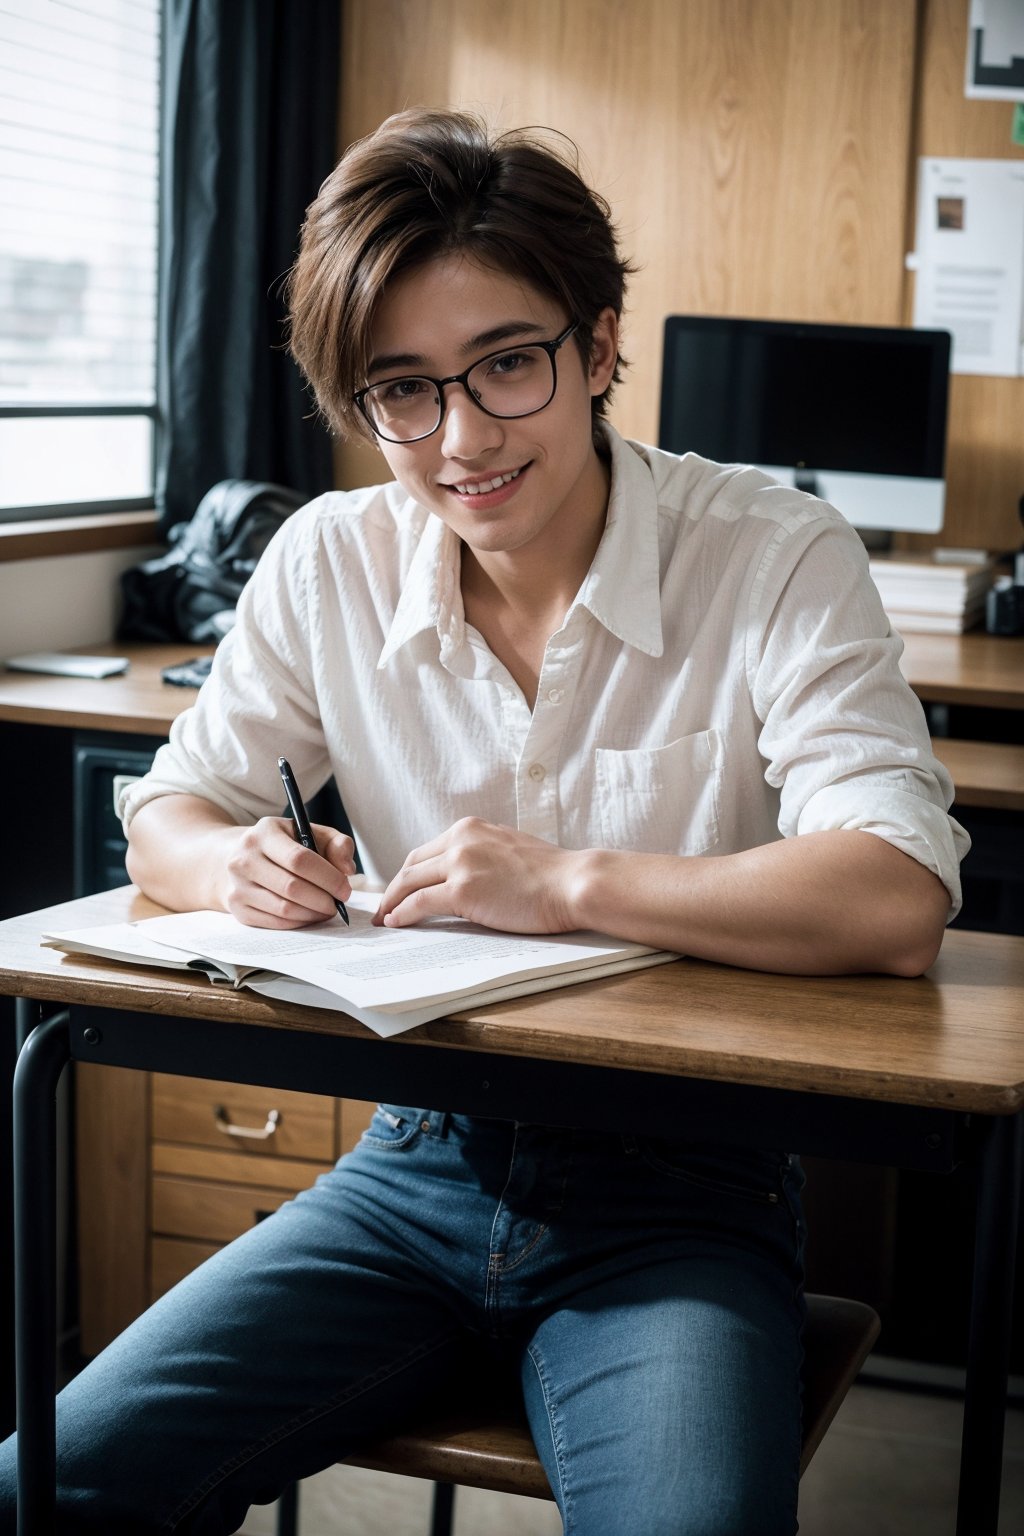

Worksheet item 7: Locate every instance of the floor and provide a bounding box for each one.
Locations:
[239,1380,1024,1535]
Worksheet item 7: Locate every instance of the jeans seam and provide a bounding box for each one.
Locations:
[158,1329,460,1532]
[485,1124,523,1322]
[491,1222,550,1276]
[525,1341,573,1531]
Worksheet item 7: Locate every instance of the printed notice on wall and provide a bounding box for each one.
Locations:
[911,158,1024,376]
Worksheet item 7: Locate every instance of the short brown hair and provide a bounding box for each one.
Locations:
[287,108,633,440]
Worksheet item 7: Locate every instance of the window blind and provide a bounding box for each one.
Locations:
[0,0,161,512]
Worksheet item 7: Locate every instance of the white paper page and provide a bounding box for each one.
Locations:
[43,922,208,972]
[247,948,680,1037]
[912,158,1024,376]
[136,891,668,1012]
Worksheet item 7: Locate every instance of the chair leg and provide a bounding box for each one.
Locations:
[277,1472,451,1535]
[276,1480,299,1536]
[430,1481,455,1536]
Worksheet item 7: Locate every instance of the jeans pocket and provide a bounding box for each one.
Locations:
[635,1140,786,1206]
[360,1105,428,1151]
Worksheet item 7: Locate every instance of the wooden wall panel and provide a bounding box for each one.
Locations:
[336,0,1020,556]
[338,0,916,475]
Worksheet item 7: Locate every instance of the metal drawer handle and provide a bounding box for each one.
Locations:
[214,1106,281,1140]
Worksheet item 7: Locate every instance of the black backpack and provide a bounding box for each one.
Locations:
[118,479,305,643]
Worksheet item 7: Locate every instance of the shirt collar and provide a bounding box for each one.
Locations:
[378,511,464,668]
[572,426,664,657]
[377,423,665,667]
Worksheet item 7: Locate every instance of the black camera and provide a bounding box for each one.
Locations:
[986,578,1024,636]
[985,498,1024,636]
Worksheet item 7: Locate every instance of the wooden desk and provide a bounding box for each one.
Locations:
[0,642,212,737]
[898,631,1024,712]
[4,887,1022,1112]
[930,738,1024,813]
[3,888,1023,1535]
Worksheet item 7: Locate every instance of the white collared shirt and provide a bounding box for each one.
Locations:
[121,427,967,914]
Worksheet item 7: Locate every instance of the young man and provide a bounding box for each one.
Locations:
[1,109,965,1534]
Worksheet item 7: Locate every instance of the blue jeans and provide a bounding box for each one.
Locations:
[0,1110,806,1535]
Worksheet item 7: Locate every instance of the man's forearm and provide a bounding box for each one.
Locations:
[568,830,950,977]
[125,795,240,913]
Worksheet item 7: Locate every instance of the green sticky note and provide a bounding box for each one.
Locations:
[1014,103,1024,148]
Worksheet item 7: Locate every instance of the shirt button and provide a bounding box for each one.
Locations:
[528,763,546,782]
[546,687,564,704]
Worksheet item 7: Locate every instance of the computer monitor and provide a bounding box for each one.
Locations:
[658,316,951,534]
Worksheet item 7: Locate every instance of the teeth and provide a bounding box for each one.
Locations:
[454,468,521,495]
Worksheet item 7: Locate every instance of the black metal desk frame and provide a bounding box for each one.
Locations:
[13,996,1023,1536]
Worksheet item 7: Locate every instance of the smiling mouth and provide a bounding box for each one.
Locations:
[449,466,525,496]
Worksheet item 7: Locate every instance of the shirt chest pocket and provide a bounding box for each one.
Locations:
[595,729,722,857]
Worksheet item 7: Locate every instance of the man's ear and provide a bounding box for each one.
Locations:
[588,307,619,397]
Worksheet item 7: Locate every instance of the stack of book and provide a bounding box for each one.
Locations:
[867,552,995,634]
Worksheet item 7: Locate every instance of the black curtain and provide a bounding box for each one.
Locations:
[157,0,339,534]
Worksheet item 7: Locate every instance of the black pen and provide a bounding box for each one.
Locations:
[277,756,349,924]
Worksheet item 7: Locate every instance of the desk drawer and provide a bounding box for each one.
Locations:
[152,1175,297,1244]
[152,1141,332,1192]
[80,1071,376,1354]
[152,1073,338,1162]
[150,1236,220,1302]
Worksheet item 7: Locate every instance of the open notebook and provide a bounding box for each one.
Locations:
[44,889,678,1038]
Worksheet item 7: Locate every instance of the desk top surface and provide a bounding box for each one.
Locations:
[0,633,1021,736]
[897,630,1024,710]
[2,887,1021,1115]
[0,641,213,735]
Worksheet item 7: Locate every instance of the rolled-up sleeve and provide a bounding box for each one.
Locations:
[748,516,969,918]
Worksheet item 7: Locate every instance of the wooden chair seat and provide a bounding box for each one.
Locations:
[339,1292,880,1501]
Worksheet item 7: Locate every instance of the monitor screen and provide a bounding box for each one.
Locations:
[658,317,951,533]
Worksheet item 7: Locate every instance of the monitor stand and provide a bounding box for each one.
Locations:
[793,465,893,550]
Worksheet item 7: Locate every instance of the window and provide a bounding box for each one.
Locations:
[0,0,162,520]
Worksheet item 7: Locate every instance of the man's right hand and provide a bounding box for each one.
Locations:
[126,795,354,927]
[220,816,355,927]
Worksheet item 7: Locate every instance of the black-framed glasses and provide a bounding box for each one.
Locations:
[353,320,581,444]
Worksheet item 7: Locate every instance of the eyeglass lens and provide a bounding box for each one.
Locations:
[362,343,557,442]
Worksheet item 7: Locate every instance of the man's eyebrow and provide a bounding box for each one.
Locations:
[366,321,552,379]
[460,321,551,355]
